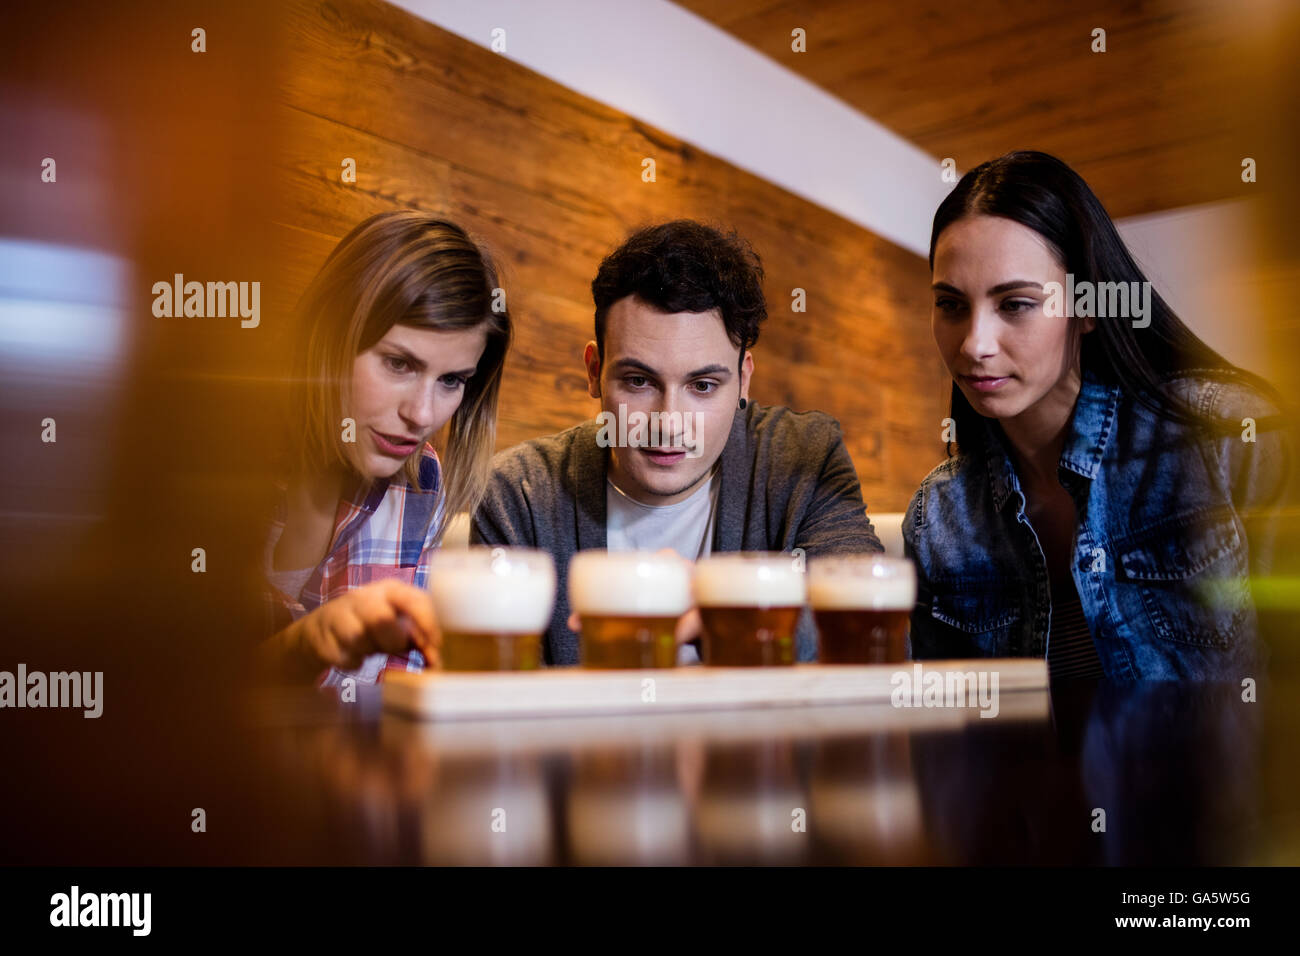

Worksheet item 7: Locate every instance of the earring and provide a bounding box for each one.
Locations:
[738,398,748,410]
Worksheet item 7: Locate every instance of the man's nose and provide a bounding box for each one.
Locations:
[655,389,685,445]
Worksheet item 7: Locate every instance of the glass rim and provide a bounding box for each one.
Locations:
[430,546,556,571]
[807,553,915,575]
[568,549,692,570]
[695,550,802,565]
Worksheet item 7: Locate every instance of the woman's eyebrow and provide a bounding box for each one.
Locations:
[387,345,427,371]
[390,344,476,376]
[987,280,1044,295]
[931,280,1044,295]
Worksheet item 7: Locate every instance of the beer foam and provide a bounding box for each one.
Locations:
[568,552,692,616]
[807,573,916,610]
[693,556,806,608]
[430,564,556,633]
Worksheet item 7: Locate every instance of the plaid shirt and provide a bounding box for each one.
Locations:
[263,445,443,687]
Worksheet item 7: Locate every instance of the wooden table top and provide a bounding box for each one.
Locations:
[237,673,1300,866]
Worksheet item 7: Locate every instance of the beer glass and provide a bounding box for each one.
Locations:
[568,551,692,669]
[428,547,555,671]
[808,554,916,664]
[694,552,805,666]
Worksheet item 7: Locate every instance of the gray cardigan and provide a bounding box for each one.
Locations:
[469,401,883,664]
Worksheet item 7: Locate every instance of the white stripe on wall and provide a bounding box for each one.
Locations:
[389,0,1259,373]
[390,0,950,256]
[1118,199,1267,375]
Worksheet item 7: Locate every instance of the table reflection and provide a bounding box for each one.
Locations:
[252,678,1269,865]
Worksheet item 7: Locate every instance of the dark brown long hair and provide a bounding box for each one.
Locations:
[930,150,1284,458]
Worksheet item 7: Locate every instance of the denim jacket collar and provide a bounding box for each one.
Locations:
[982,366,1122,511]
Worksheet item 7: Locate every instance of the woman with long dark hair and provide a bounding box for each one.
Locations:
[903,150,1291,680]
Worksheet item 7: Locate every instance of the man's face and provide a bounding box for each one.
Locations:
[586,295,753,505]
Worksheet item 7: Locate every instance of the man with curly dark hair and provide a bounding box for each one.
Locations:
[472,220,882,665]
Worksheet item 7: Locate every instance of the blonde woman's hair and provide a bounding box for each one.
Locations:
[289,211,510,544]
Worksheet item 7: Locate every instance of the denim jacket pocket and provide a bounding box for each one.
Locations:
[1115,506,1250,649]
[929,586,1022,657]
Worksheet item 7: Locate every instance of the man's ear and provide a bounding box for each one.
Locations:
[739,349,755,402]
[583,341,602,399]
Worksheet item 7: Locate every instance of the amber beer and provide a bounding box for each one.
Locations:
[428,548,556,671]
[694,553,805,666]
[808,555,916,664]
[569,551,692,669]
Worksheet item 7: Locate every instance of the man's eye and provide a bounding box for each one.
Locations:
[384,355,410,373]
[691,381,717,394]
[625,376,649,388]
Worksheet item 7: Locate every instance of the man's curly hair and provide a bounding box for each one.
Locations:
[591,220,767,362]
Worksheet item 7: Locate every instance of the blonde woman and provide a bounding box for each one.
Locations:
[259,211,510,684]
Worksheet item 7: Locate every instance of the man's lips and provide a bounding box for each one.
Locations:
[639,447,687,463]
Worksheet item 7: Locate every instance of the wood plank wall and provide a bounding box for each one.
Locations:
[274,0,951,511]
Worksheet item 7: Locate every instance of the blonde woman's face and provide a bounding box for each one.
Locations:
[347,323,487,479]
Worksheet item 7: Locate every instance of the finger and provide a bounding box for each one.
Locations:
[675,607,702,645]
[318,628,367,671]
[348,589,402,648]
[368,610,413,656]
[654,547,689,567]
[393,612,439,663]
[327,606,371,667]
[351,588,424,656]
[567,610,581,633]
[381,581,438,648]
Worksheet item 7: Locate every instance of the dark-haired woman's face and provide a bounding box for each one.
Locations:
[931,215,1093,426]
[347,323,487,479]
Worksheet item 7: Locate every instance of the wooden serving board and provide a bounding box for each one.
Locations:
[382,659,1048,721]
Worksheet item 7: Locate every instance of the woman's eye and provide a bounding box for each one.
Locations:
[384,355,410,373]
[934,298,963,314]
[439,374,467,389]
[1002,299,1037,315]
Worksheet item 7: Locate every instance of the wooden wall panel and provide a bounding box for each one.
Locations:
[275,0,950,511]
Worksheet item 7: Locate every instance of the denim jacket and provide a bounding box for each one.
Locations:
[903,367,1290,679]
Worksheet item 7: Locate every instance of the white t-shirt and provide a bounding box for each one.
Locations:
[605,469,719,664]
